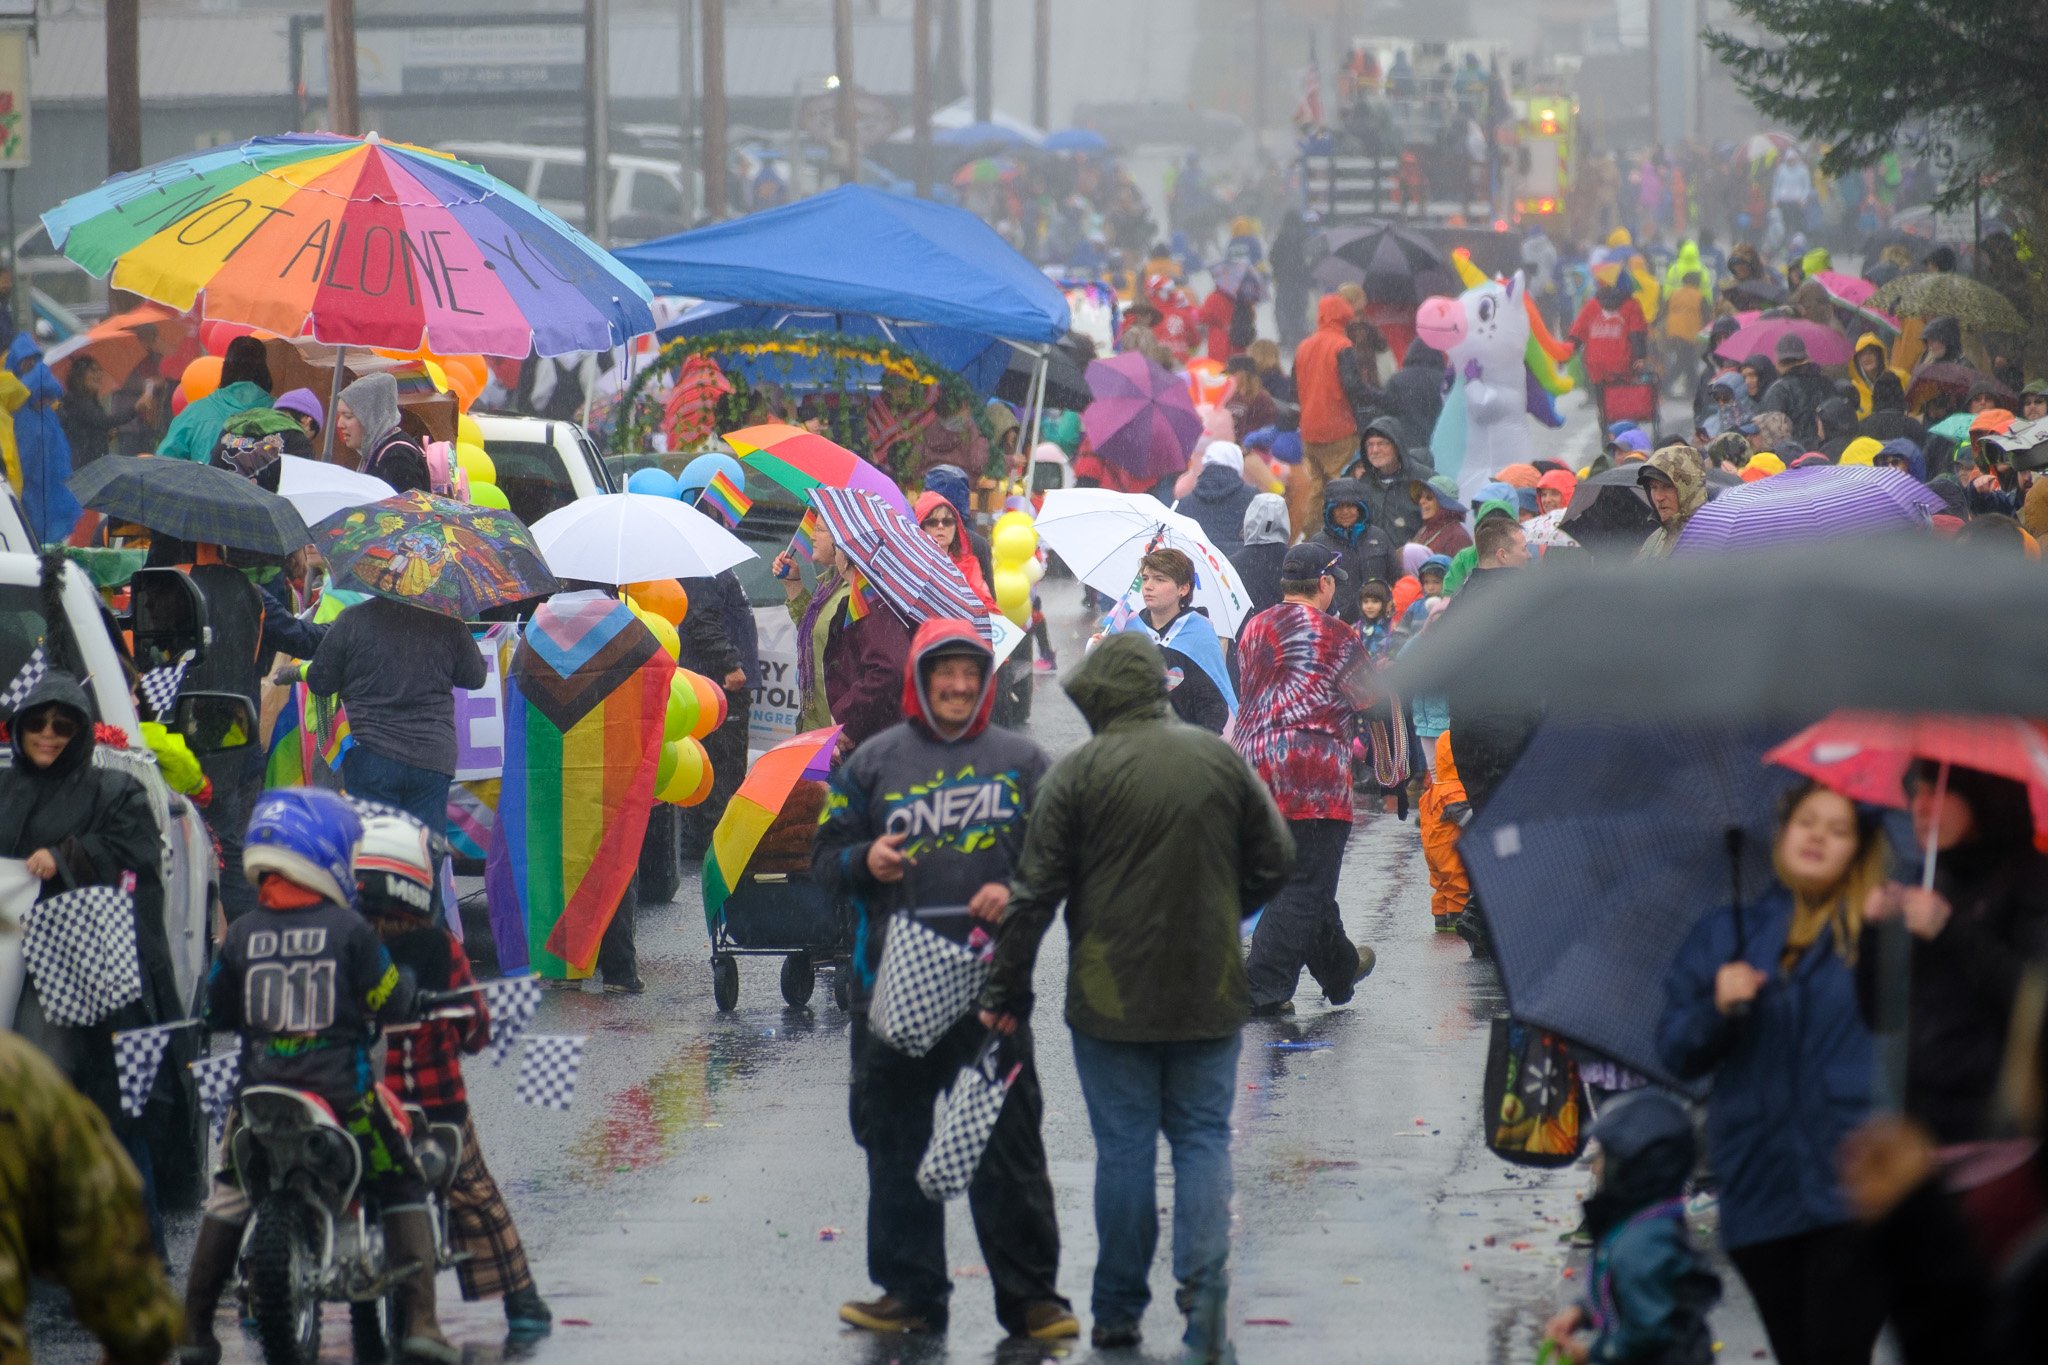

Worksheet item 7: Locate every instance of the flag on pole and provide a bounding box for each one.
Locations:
[698,469,753,525]
[137,652,193,719]
[483,975,544,1066]
[792,507,821,559]
[0,643,47,715]
[515,1034,587,1111]
[844,568,872,622]
[190,1051,241,1137]
[113,1024,178,1118]
[1293,37,1326,132]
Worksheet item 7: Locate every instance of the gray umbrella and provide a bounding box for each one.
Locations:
[1384,536,2048,721]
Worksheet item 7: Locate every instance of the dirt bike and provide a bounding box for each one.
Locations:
[228,992,468,1365]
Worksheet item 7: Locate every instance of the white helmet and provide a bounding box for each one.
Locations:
[352,809,435,920]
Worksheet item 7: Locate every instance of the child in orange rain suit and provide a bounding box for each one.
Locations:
[1418,732,1471,931]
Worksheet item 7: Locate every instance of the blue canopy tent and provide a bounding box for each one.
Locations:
[614,186,1072,446]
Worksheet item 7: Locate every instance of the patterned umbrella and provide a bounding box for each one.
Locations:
[723,423,911,516]
[41,132,655,357]
[1082,351,1203,483]
[701,725,840,933]
[318,491,559,618]
[69,455,311,555]
[1869,272,2026,333]
[1310,222,1457,306]
[1672,466,1944,555]
[807,487,990,637]
[1767,712,2048,835]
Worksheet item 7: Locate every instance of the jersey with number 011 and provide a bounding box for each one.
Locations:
[206,899,409,1107]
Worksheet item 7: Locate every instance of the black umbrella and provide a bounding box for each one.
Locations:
[1386,536,2048,721]
[996,336,1094,411]
[1558,466,1657,550]
[1461,721,1800,1092]
[70,455,312,556]
[1309,222,1457,307]
[1723,274,1786,309]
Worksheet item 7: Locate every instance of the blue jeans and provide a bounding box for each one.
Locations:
[342,745,451,837]
[1069,1029,1240,1353]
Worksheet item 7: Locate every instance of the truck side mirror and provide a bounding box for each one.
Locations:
[168,691,256,755]
[129,567,210,671]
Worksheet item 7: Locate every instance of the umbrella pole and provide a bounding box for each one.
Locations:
[1025,347,1049,466]
[1876,760,1945,1109]
[323,347,348,464]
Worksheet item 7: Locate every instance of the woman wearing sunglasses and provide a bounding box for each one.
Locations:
[0,670,175,1248]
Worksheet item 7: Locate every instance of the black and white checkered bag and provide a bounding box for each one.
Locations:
[867,911,991,1058]
[21,885,141,1027]
[916,1038,1018,1202]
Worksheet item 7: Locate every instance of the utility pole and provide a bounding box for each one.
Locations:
[912,0,932,198]
[1031,0,1049,132]
[677,0,696,219]
[972,0,992,124]
[1252,0,1268,144]
[833,0,858,184]
[325,0,359,136]
[106,0,142,174]
[702,0,727,219]
[584,0,611,245]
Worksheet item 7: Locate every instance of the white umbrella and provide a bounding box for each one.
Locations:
[1035,488,1254,636]
[529,492,756,585]
[275,456,394,526]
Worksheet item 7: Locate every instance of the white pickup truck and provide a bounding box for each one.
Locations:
[0,519,255,1204]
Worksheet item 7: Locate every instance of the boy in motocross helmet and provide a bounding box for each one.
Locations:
[177,788,459,1365]
[356,806,553,1336]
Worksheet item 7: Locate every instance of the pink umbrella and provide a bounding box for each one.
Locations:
[1713,317,1852,368]
[1082,351,1202,482]
[1809,270,1875,308]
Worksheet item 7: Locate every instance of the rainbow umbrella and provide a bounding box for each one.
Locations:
[40,132,654,357]
[722,423,911,516]
[702,725,842,932]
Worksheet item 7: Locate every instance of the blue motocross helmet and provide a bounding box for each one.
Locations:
[244,787,364,908]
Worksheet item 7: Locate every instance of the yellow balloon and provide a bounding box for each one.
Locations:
[993,566,1032,627]
[468,480,510,511]
[991,517,1037,568]
[658,737,707,804]
[636,606,680,662]
[457,413,485,450]
[423,359,450,393]
[455,442,496,486]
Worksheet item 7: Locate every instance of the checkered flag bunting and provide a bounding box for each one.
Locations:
[484,975,544,1067]
[917,1041,1018,1201]
[0,644,47,715]
[190,1050,241,1137]
[515,1034,586,1111]
[137,652,194,719]
[867,911,992,1058]
[21,886,142,1027]
[112,1024,177,1118]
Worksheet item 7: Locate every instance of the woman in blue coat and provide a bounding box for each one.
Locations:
[1656,781,1888,1365]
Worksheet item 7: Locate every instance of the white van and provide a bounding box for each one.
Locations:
[442,141,699,243]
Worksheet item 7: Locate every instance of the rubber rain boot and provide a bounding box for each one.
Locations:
[173,1215,244,1365]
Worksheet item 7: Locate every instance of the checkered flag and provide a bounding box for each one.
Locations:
[189,1050,241,1137]
[515,1034,586,1111]
[21,886,142,1027]
[112,1023,178,1119]
[0,644,46,715]
[137,652,193,719]
[917,1039,1018,1201]
[483,975,543,1067]
[867,911,991,1058]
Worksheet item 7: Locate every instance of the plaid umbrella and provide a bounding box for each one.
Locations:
[1869,272,2026,333]
[69,455,312,555]
[318,491,559,619]
[1462,721,1800,1092]
[1672,466,1944,555]
[1310,222,1456,306]
[808,487,990,638]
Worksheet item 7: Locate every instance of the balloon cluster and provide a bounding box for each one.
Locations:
[989,509,1040,627]
[622,578,723,808]
[625,451,746,504]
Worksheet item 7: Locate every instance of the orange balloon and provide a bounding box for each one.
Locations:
[447,355,488,393]
[681,741,717,807]
[180,356,223,404]
[447,365,485,410]
[686,670,725,740]
[626,578,688,625]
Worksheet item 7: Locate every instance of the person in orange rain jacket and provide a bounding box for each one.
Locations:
[1419,731,1471,931]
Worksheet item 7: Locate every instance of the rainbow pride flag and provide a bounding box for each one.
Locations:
[699,469,752,525]
[484,593,674,978]
[844,569,872,621]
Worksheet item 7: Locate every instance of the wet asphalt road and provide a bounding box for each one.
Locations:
[32,390,1788,1363]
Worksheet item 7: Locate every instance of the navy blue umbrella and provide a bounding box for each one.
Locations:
[1460,721,1801,1092]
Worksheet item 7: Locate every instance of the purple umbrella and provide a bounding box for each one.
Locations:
[1082,351,1203,482]
[1713,316,1852,368]
[1672,466,1944,556]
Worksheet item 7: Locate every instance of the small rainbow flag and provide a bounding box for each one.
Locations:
[844,569,871,621]
[792,508,821,558]
[698,469,752,525]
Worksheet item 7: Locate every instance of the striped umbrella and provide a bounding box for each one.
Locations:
[723,423,912,516]
[1671,466,1943,556]
[41,132,654,357]
[701,725,840,933]
[808,487,990,638]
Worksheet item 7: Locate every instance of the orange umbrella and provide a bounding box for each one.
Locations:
[45,303,192,386]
